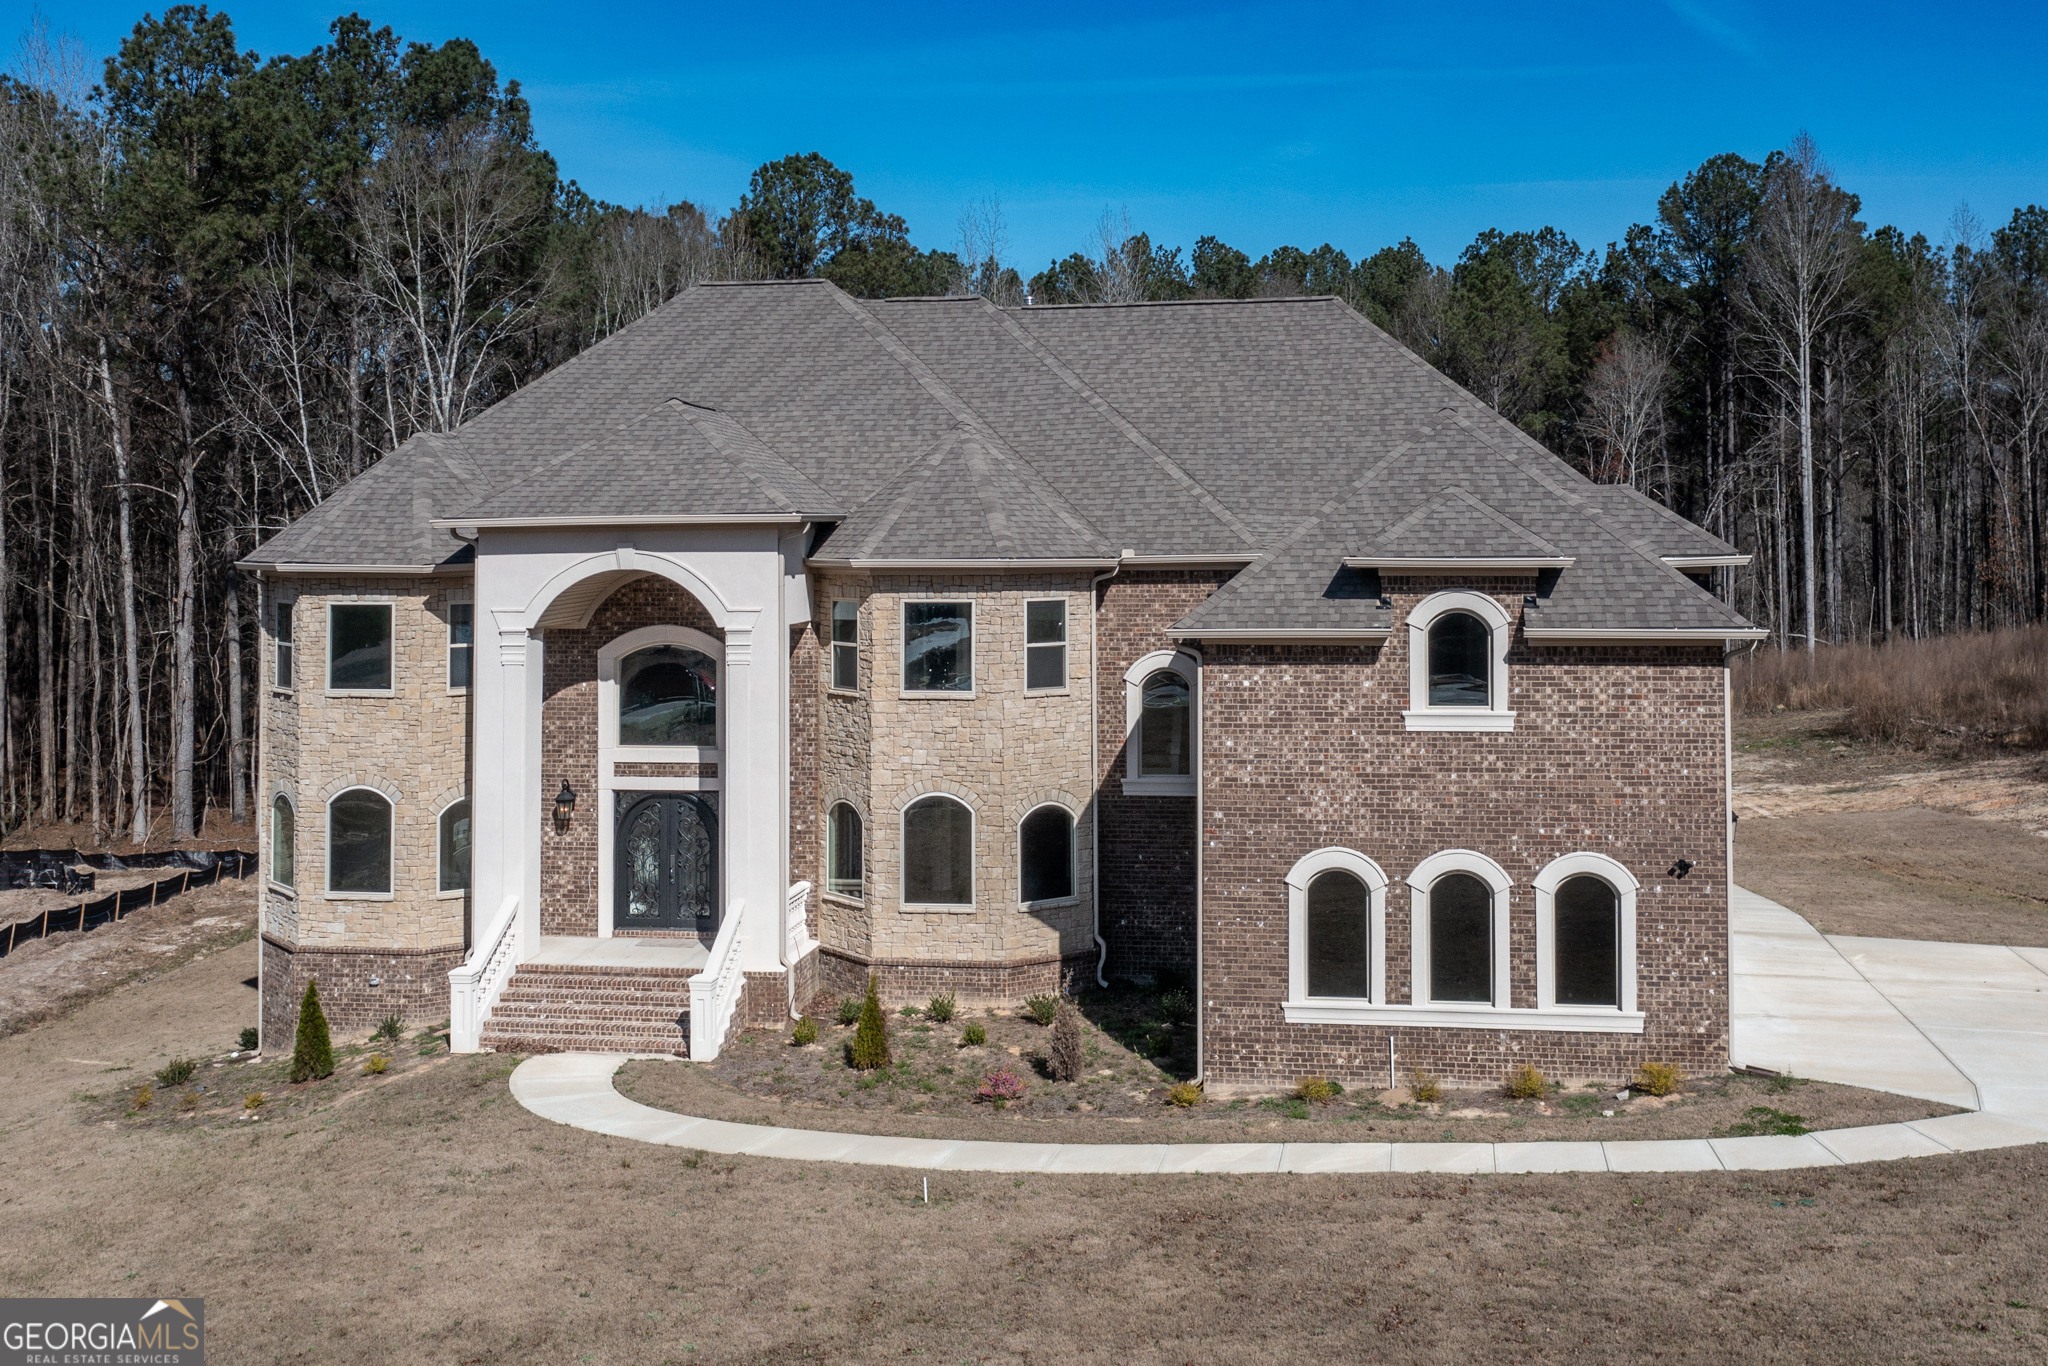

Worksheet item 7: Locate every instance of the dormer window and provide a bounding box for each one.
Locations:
[1403,592,1514,732]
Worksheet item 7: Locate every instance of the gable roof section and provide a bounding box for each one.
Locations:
[241,431,478,569]
[1343,486,1570,568]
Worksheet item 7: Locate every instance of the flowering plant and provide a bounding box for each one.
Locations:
[976,1066,1028,1104]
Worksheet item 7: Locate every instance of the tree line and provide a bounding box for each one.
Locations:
[1,7,2039,844]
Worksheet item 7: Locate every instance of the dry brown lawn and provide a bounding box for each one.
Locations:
[4,908,2046,1364]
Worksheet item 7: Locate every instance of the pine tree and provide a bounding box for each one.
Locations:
[1049,999,1084,1082]
[290,980,335,1082]
[850,975,889,1070]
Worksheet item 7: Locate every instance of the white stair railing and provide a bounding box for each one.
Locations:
[450,894,520,1053]
[785,880,815,961]
[688,898,747,1061]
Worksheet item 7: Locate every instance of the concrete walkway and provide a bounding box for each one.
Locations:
[507,888,2048,1174]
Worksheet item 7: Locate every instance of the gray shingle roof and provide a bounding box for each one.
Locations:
[245,278,1757,636]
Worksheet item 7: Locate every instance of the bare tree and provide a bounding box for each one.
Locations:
[953,197,1022,306]
[1093,207,1148,305]
[1583,326,1673,490]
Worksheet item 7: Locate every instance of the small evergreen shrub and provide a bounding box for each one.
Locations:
[155,1057,197,1087]
[792,1016,819,1046]
[238,1027,259,1052]
[375,1014,404,1042]
[836,996,862,1026]
[1049,1001,1085,1081]
[850,977,890,1070]
[1166,1080,1203,1107]
[244,1091,265,1110]
[898,1004,922,1018]
[1295,1075,1338,1104]
[925,993,957,1023]
[961,1022,987,1047]
[1023,993,1060,1026]
[1158,988,1194,1025]
[132,1084,154,1110]
[1408,1068,1443,1104]
[1633,1061,1686,1097]
[976,1066,1028,1104]
[1503,1063,1548,1100]
[361,1054,389,1075]
[290,981,335,1083]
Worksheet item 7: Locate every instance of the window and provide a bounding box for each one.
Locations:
[1025,600,1066,691]
[828,802,863,898]
[438,799,471,894]
[902,795,973,905]
[1306,870,1371,998]
[1122,650,1199,795]
[327,788,393,895]
[903,601,972,693]
[270,795,295,889]
[1018,804,1075,903]
[1284,848,1388,1009]
[1428,613,1490,706]
[448,602,473,689]
[617,644,717,747]
[830,601,859,691]
[328,603,393,692]
[274,600,294,690]
[1428,873,1493,1003]
[1534,852,1640,1016]
[1403,592,1513,732]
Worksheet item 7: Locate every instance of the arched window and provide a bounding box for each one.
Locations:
[1553,875,1618,1006]
[1305,869,1371,998]
[1122,650,1199,795]
[1018,804,1075,903]
[1428,872,1493,1003]
[1427,612,1491,707]
[327,788,393,895]
[828,802,863,899]
[617,644,718,747]
[271,795,295,889]
[902,795,973,906]
[438,799,472,894]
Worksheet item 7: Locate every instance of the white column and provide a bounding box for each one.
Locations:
[719,610,784,972]
[472,612,534,957]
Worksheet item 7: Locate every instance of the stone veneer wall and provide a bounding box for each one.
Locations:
[256,573,473,1042]
[1094,568,1235,984]
[806,571,1099,1007]
[537,576,721,936]
[1199,577,1729,1088]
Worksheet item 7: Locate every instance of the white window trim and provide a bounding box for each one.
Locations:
[435,796,472,900]
[828,600,860,696]
[325,599,396,697]
[1122,648,1199,796]
[1283,847,1387,1007]
[268,791,297,896]
[826,800,865,903]
[446,588,474,696]
[599,625,724,765]
[271,590,297,695]
[324,785,395,901]
[900,599,976,698]
[1409,849,1513,1010]
[1533,851,1641,1016]
[899,793,975,913]
[1023,597,1070,696]
[1402,591,1514,733]
[1017,801,1079,908]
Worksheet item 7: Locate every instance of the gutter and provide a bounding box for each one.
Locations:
[1662,554,1754,569]
[1340,556,1574,571]
[429,513,815,531]
[1169,627,1390,642]
[233,561,469,576]
[808,557,1121,571]
[1524,627,1770,644]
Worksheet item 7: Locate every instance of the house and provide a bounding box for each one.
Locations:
[240,278,1762,1086]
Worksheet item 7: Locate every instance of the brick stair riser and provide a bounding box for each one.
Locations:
[481,1032,688,1056]
[480,963,697,1055]
[495,989,689,1008]
[487,1016,685,1037]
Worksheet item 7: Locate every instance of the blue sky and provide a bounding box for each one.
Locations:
[13,0,2047,269]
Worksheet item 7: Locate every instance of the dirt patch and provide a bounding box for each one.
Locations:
[0,876,258,1038]
[620,1021,1954,1146]
[1,944,2044,1363]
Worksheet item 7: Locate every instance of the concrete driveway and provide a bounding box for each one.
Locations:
[1730,886,2048,1128]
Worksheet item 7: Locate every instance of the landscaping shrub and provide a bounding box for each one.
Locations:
[1145,1028,1174,1058]
[1502,1063,1548,1100]
[1634,1061,1685,1097]
[792,1016,818,1046]
[374,1014,404,1042]
[1158,988,1193,1025]
[1049,1001,1084,1081]
[925,992,957,1023]
[155,1057,197,1087]
[898,1004,922,1018]
[977,1066,1028,1105]
[244,1092,265,1110]
[290,981,335,1083]
[1295,1075,1339,1104]
[1166,1080,1203,1107]
[836,996,861,1026]
[361,1054,389,1075]
[1022,993,1060,1026]
[850,976,890,1070]
[131,1084,153,1110]
[961,1022,987,1047]
[238,1027,259,1052]
[1408,1068,1443,1104]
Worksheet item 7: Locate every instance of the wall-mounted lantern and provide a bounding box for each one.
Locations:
[553,780,578,832]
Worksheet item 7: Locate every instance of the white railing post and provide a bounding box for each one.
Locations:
[785,880,814,962]
[688,897,748,1061]
[449,893,521,1053]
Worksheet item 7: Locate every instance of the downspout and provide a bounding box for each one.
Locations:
[1189,641,1205,1086]
[1089,556,1124,988]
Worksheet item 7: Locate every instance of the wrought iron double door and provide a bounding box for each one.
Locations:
[615,792,718,931]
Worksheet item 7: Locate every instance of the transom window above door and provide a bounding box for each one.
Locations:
[617,645,718,747]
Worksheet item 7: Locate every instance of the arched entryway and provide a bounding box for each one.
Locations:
[615,791,720,931]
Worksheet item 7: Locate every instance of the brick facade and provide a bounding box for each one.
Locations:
[1198,577,1730,1089]
[261,933,465,1044]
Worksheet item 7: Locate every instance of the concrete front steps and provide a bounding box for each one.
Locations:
[479,962,694,1055]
